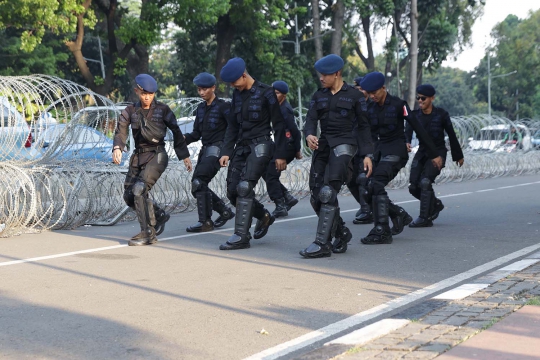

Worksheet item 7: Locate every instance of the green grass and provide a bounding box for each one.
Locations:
[481,318,499,330]
[408,318,419,322]
[345,347,366,354]
[526,296,540,306]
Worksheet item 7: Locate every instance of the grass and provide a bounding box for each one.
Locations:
[481,318,499,330]
[409,318,419,323]
[525,296,540,306]
[345,347,365,354]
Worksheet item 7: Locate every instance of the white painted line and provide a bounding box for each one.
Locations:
[242,243,540,360]
[476,188,495,193]
[432,283,491,300]
[324,319,410,346]
[438,192,473,197]
[499,259,539,271]
[498,182,540,190]
[526,251,540,259]
[473,270,517,284]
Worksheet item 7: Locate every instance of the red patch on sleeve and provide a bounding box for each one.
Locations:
[403,105,408,116]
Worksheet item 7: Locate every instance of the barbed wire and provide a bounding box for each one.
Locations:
[1,75,540,237]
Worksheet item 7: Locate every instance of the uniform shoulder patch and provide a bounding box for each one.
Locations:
[403,105,408,116]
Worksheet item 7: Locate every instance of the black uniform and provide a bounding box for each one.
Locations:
[114,100,190,243]
[300,82,373,257]
[184,97,234,232]
[219,80,288,250]
[261,99,301,216]
[360,93,440,245]
[405,106,463,226]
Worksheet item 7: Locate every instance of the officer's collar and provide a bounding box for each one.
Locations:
[134,99,157,109]
[321,81,350,93]
[248,79,261,93]
[383,92,391,105]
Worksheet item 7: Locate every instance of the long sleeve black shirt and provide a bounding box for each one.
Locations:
[366,93,438,160]
[113,100,190,160]
[222,80,287,159]
[184,97,229,146]
[405,106,464,161]
[303,82,373,156]
[280,100,301,153]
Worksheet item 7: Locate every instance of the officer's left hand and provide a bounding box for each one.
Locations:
[276,159,287,171]
[432,156,443,170]
[295,151,303,160]
[456,158,464,167]
[363,157,373,177]
[183,157,192,172]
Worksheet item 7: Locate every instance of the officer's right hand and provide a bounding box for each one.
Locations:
[406,143,412,152]
[295,151,303,160]
[112,148,122,164]
[219,155,230,167]
[183,157,192,172]
[306,135,318,150]
[432,156,443,170]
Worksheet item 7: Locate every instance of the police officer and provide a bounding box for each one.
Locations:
[301,55,374,258]
[113,74,193,246]
[218,57,288,250]
[359,72,442,245]
[260,80,302,218]
[184,72,235,233]
[347,76,375,225]
[406,84,464,227]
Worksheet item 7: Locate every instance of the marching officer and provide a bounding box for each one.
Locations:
[260,80,302,218]
[113,74,193,246]
[359,72,442,245]
[218,57,288,250]
[406,84,464,227]
[184,72,235,233]
[301,55,374,258]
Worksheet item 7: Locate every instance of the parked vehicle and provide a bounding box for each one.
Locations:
[467,124,531,152]
[0,96,34,161]
[531,129,540,149]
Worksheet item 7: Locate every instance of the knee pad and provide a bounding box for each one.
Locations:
[191,178,203,195]
[408,183,418,195]
[132,181,146,198]
[123,189,134,208]
[318,185,336,204]
[237,181,252,197]
[420,178,432,191]
[356,172,368,186]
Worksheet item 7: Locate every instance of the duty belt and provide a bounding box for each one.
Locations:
[134,145,165,154]
[240,135,271,146]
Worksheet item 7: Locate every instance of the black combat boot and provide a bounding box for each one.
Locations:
[353,203,373,224]
[154,204,170,235]
[129,227,157,246]
[213,198,235,228]
[272,197,288,218]
[300,203,335,258]
[130,198,158,246]
[361,195,393,245]
[220,196,253,250]
[187,192,214,232]
[332,212,352,254]
[389,202,413,235]
[253,209,276,239]
[283,191,298,211]
[430,199,444,221]
[410,189,434,228]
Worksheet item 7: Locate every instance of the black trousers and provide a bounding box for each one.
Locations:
[346,153,367,204]
[226,140,275,219]
[408,151,445,199]
[192,145,222,203]
[370,153,409,198]
[261,145,296,201]
[123,151,168,207]
[309,144,355,210]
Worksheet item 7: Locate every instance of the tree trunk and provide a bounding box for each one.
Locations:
[215,14,236,96]
[311,0,323,60]
[407,0,419,109]
[330,0,345,56]
[360,16,375,71]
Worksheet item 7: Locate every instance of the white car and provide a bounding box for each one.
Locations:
[467,124,531,152]
[0,96,34,161]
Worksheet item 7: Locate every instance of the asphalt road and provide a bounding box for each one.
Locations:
[0,174,539,360]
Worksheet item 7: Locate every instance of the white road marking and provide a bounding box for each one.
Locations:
[477,188,495,192]
[432,283,491,300]
[498,259,540,271]
[0,180,538,269]
[242,243,540,360]
[324,319,410,346]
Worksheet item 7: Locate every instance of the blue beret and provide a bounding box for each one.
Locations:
[193,72,216,88]
[416,84,436,97]
[272,80,289,94]
[314,54,344,74]
[220,57,246,83]
[354,76,364,86]
[135,74,158,93]
[360,72,385,92]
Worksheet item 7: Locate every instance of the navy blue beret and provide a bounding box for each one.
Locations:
[360,72,385,92]
[135,74,158,93]
[416,84,436,97]
[193,72,216,88]
[220,57,246,83]
[314,54,344,74]
[272,80,289,94]
[354,76,364,86]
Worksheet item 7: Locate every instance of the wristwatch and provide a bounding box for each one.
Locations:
[112,146,121,153]
[365,153,374,160]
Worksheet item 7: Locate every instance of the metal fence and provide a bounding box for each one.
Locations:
[1,75,539,237]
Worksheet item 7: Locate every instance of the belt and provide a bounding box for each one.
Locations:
[240,135,271,146]
[134,145,165,154]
